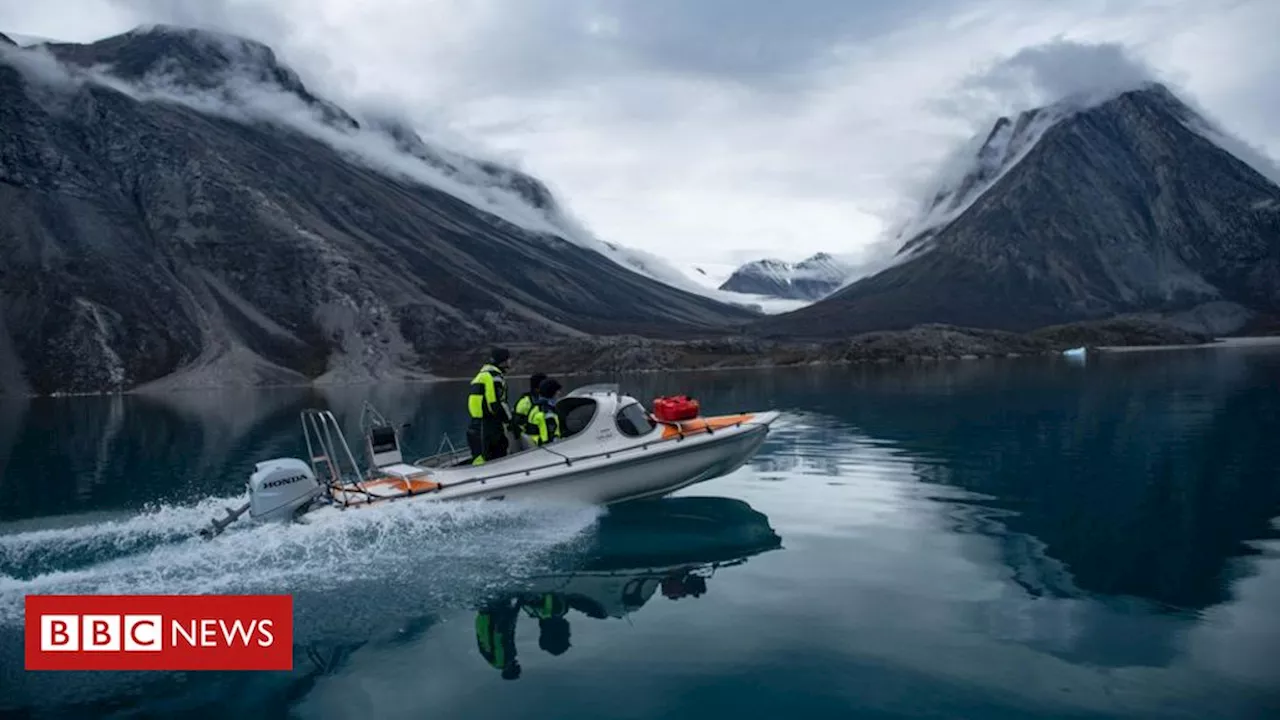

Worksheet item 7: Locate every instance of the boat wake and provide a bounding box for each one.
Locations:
[0,495,256,581]
[0,492,604,629]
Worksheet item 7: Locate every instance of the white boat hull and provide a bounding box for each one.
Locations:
[326,411,777,509]
[203,384,782,538]
[428,419,771,505]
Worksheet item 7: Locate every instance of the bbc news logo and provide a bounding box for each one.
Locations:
[25,594,292,671]
[39,613,275,652]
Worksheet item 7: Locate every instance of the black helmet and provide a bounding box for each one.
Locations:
[529,372,548,392]
[490,347,511,365]
[539,378,562,398]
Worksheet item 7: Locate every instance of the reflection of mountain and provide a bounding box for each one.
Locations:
[0,381,481,521]
[717,355,1280,616]
[0,397,26,492]
[0,389,309,520]
[610,356,1280,614]
[626,355,1278,674]
[0,365,835,521]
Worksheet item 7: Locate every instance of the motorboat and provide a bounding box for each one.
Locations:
[200,384,780,538]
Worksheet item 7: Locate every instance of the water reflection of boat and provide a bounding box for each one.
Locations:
[571,493,785,569]
[471,495,783,680]
[296,495,782,685]
[523,495,783,618]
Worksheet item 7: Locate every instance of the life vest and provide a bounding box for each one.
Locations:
[475,609,515,670]
[468,364,509,423]
[513,391,536,429]
[526,593,568,619]
[525,400,561,444]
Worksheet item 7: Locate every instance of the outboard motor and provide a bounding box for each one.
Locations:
[248,458,323,522]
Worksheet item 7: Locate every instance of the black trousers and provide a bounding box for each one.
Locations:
[467,419,509,463]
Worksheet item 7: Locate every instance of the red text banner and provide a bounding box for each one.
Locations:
[25,594,293,671]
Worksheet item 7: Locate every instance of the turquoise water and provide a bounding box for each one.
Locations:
[1,348,1279,718]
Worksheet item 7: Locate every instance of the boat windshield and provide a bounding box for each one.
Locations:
[615,401,656,437]
[557,397,599,437]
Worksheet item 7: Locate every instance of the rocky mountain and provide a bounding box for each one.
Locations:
[751,83,1280,338]
[719,253,853,300]
[0,25,757,396]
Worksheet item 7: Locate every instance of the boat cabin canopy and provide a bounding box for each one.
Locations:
[554,385,658,440]
[355,384,663,475]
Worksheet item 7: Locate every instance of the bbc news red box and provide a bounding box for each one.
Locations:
[24,594,293,671]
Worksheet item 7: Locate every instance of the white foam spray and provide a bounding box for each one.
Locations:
[0,492,604,630]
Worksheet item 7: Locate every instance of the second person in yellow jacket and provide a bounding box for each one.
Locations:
[524,378,563,446]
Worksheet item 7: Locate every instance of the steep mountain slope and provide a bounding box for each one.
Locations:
[752,84,1280,338]
[718,252,853,300]
[0,26,755,395]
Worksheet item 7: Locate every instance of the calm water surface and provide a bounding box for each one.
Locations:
[1,348,1278,719]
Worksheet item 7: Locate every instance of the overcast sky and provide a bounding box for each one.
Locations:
[2,0,1277,271]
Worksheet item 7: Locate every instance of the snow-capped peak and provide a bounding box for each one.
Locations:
[718,252,856,301]
[884,81,1280,262]
[889,103,1067,257]
[792,252,851,281]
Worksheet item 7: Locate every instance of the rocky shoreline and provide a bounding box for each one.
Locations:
[423,319,1220,381]
[0,318,1242,398]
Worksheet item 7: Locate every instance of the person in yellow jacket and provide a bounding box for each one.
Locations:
[524,378,563,446]
[467,347,513,464]
[522,592,572,657]
[511,373,547,450]
[474,596,521,680]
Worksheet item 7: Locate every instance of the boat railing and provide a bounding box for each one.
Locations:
[301,409,368,497]
[413,434,473,469]
[358,401,392,436]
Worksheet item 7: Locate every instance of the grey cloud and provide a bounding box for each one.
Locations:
[556,0,948,82]
[961,38,1161,111]
[946,26,1280,159]
[5,0,1278,269]
[103,0,960,99]
[100,0,352,93]
[384,0,942,94]
[105,0,289,42]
